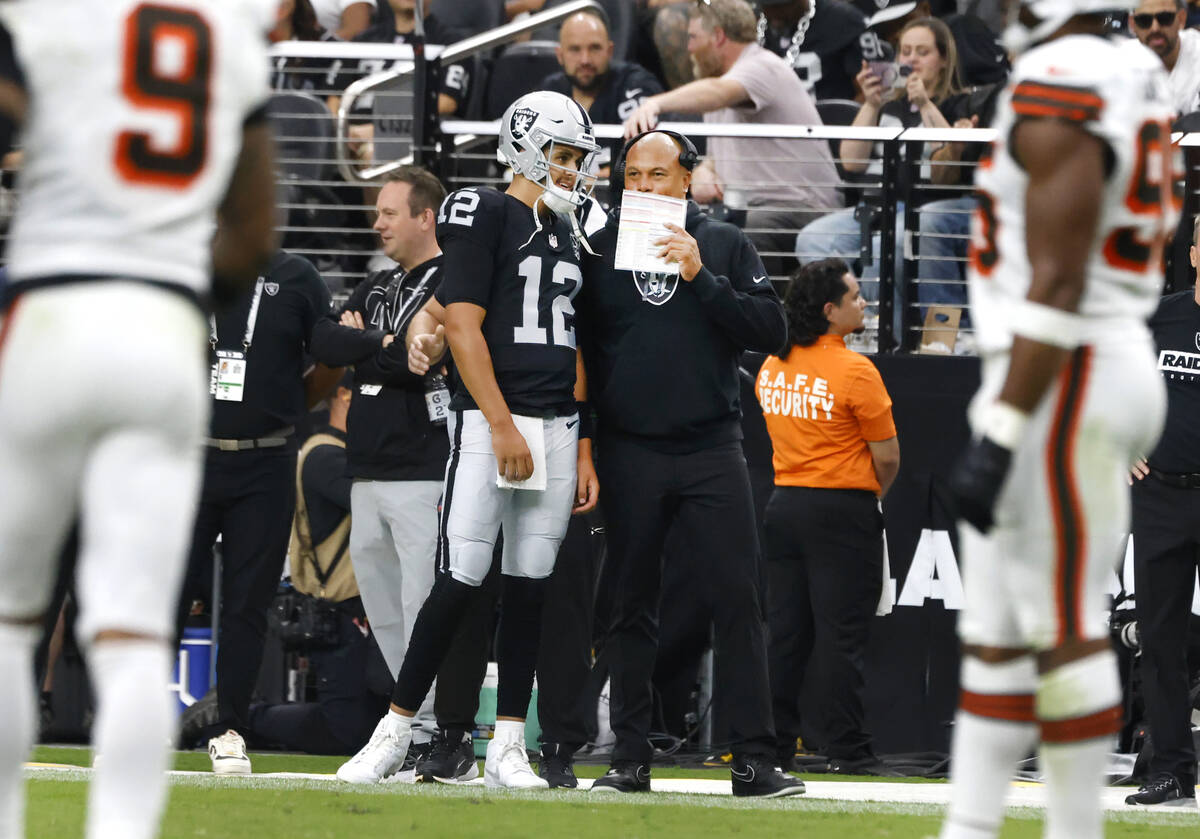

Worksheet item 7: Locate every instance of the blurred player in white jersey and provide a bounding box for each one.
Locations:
[941,1,1182,836]
[0,2,275,838]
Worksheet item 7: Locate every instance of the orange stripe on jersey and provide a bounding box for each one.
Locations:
[1011,100,1101,123]
[1041,704,1122,743]
[1012,82,1103,123]
[1046,347,1092,645]
[1012,82,1104,109]
[960,690,1036,723]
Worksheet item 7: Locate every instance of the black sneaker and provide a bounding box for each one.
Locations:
[1124,774,1197,806]
[590,761,651,793]
[539,743,579,789]
[415,728,478,783]
[401,739,433,775]
[731,754,806,798]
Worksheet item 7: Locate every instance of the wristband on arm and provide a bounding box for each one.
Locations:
[575,401,594,440]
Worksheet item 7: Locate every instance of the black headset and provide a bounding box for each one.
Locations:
[612,128,699,191]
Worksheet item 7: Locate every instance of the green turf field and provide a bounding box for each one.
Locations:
[23,746,1200,838]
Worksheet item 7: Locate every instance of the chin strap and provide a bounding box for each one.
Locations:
[571,210,600,257]
[519,192,601,258]
[517,194,547,251]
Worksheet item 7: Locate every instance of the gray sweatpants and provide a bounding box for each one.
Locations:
[349,479,440,739]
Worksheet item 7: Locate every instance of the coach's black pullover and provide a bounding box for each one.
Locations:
[578,201,787,454]
[310,257,448,481]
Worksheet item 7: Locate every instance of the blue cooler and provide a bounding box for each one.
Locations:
[172,626,213,714]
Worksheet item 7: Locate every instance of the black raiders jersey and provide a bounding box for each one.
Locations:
[540,61,665,168]
[435,187,582,417]
[333,15,469,120]
[1147,291,1200,473]
[763,0,880,101]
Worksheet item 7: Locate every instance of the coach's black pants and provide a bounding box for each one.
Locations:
[1132,473,1200,785]
[177,448,295,743]
[597,436,775,764]
[764,486,883,762]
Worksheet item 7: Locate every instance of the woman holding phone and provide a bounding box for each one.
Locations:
[795,17,981,335]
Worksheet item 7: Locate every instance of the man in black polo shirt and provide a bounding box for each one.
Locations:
[578,129,802,798]
[179,250,336,774]
[308,166,452,758]
[1125,216,1200,807]
[540,8,663,174]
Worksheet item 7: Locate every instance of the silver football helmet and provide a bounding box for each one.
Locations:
[499,91,599,216]
[1002,0,1135,52]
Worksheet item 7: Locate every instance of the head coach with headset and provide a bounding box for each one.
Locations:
[576,129,801,797]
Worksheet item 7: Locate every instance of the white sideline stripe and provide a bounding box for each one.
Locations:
[23,764,1200,815]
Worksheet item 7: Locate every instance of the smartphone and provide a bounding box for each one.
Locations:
[867,61,908,90]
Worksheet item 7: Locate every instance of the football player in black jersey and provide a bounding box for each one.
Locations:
[336,90,600,790]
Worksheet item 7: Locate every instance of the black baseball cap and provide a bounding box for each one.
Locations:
[852,0,919,28]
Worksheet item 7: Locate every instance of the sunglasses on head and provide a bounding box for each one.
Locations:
[1132,11,1178,27]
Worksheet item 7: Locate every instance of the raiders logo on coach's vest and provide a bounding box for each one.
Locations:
[633,270,678,306]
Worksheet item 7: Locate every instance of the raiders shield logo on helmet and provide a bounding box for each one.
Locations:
[633,271,678,306]
[510,107,537,140]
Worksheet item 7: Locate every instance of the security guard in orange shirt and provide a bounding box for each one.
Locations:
[756,257,900,774]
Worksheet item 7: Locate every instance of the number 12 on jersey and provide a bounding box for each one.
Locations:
[514,255,581,349]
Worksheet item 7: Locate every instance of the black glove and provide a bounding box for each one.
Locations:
[949,436,1013,534]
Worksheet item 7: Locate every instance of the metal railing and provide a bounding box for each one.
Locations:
[4,29,1197,354]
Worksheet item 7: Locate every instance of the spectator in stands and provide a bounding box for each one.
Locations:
[542,8,664,174]
[623,0,840,275]
[795,17,979,321]
[310,0,376,40]
[269,0,342,94]
[644,1,698,90]
[333,0,469,120]
[756,258,898,774]
[854,0,928,46]
[759,0,888,102]
[331,0,471,166]
[1130,0,1200,115]
[855,0,1009,87]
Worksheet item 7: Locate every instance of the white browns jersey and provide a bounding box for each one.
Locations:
[1,0,270,297]
[968,35,1182,354]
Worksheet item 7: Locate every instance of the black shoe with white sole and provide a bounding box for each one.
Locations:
[731,755,806,798]
[1124,774,1196,806]
[416,728,478,783]
[590,761,651,793]
[539,743,579,789]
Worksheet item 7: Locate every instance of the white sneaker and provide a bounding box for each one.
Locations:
[208,730,251,775]
[336,717,412,784]
[484,737,549,789]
